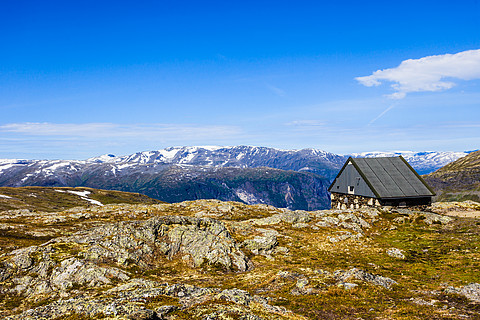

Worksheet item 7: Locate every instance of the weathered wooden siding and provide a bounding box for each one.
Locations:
[329,162,376,198]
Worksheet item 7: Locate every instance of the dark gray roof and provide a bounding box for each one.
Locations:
[348,156,435,198]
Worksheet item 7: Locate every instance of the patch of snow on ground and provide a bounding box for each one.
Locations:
[82,197,103,206]
[67,190,91,197]
[55,189,103,206]
[0,194,12,199]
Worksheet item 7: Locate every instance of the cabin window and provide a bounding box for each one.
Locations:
[348,186,354,194]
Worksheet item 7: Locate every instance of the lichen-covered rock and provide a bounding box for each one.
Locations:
[250,210,311,226]
[63,215,251,272]
[0,215,252,304]
[50,257,130,290]
[166,220,250,271]
[337,213,370,232]
[387,248,406,259]
[127,309,158,320]
[422,212,453,225]
[243,235,278,255]
[4,281,288,320]
[334,268,397,290]
[445,283,480,302]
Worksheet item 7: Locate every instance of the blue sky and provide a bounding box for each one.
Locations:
[1,1,480,159]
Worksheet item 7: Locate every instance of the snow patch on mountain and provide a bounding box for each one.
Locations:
[0,159,29,173]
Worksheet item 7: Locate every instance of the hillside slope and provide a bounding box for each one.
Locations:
[424,150,480,202]
[0,186,161,212]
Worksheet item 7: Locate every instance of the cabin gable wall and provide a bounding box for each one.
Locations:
[330,162,376,198]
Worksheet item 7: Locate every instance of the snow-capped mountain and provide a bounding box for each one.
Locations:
[87,146,469,176]
[86,146,345,178]
[0,146,472,210]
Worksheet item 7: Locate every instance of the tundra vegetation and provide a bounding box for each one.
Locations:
[0,187,479,319]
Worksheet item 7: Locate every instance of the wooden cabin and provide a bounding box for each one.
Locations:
[328,156,435,209]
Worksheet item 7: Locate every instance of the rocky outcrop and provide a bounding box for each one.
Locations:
[249,209,311,226]
[0,215,251,304]
[333,268,397,290]
[243,229,279,256]
[61,215,251,272]
[4,280,289,320]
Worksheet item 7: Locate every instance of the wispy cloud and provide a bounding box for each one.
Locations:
[0,122,241,140]
[265,83,286,97]
[286,120,325,127]
[356,49,480,99]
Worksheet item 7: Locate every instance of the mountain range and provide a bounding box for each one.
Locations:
[0,146,471,210]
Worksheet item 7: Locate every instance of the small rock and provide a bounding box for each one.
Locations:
[243,235,278,255]
[445,283,480,302]
[387,248,406,259]
[127,309,159,320]
[296,278,309,289]
[338,282,358,290]
[292,222,309,228]
[156,305,178,317]
[334,268,397,290]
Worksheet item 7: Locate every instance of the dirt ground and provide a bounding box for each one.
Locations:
[440,210,480,218]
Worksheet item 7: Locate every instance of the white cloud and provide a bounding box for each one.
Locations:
[0,122,241,140]
[356,49,480,99]
[286,120,325,127]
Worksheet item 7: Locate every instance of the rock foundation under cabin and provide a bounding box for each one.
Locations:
[330,193,431,210]
[330,193,381,210]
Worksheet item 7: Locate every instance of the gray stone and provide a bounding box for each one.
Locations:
[156,305,178,317]
[387,248,406,259]
[243,234,278,255]
[127,309,159,320]
[334,268,397,289]
[445,283,480,302]
[338,282,358,290]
